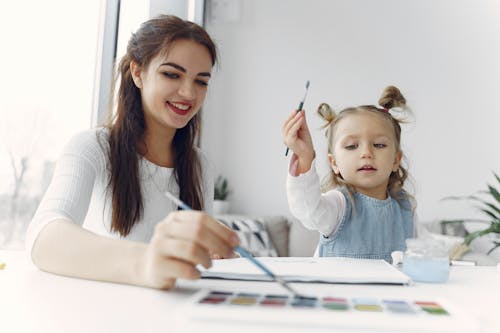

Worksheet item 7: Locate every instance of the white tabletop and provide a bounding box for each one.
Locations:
[1,250,499,333]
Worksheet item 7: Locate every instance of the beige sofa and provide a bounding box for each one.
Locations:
[217,215,500,265]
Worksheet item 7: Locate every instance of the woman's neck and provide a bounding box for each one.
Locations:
[141,127,176,168]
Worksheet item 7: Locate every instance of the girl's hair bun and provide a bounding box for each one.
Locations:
[378,85,406,110]
[316,103,336,130]
[317,103,334,120]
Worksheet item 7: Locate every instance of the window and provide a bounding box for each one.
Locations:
[0,0,102,249]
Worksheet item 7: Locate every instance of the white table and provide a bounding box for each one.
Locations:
[1,250,499,333]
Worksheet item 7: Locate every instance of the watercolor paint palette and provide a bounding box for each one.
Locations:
[183,289,479,333]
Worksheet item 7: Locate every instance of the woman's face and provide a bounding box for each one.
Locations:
[131,39,213,133]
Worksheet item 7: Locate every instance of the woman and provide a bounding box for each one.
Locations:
[26,15,239,289]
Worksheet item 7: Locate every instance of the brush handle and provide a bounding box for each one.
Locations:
[164,193,278,279]
[234,246,302,297]
[234,246,276,279]
[297,101,304,111]
[165,192,301,297]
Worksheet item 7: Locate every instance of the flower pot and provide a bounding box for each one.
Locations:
[213,200,230,215]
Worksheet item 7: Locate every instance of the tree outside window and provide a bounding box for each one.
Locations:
[0,0,101,249]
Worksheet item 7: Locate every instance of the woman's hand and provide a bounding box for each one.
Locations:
[141,211,240,289]
[210,251,239,259]
[282,110,315,173]
[209,220,240,259]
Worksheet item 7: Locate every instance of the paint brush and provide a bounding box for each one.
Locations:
[164,191,303,298]
[232,246,302,297]
[285,80,310,156]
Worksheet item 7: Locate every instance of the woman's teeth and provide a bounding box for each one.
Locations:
[170,102,190,110]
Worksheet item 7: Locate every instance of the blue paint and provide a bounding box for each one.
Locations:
[402,256,449,283]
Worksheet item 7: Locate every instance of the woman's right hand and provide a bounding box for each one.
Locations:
[282,110,315,173]
[141,210,239,289]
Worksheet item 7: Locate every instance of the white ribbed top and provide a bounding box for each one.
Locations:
[26,128,214,258]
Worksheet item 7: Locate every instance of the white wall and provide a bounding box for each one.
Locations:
[201,0,500,223]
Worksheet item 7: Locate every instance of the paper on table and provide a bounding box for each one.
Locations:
[200,257,412,285]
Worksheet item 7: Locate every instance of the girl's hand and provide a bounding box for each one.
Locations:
[141,211,240,289]
[283,110,315,173]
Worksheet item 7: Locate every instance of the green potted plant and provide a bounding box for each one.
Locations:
[440,173,500,260]
[213,176,231,215]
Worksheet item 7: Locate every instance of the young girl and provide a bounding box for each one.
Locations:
[282,86,415,263]
[26,15,239,289]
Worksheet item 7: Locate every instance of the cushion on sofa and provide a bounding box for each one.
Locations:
[254,215,290,257]
[216,215,280,257]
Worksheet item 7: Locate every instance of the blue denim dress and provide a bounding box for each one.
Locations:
[319,187,414,263]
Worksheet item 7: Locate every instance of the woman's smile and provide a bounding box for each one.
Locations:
[167,101,192,116]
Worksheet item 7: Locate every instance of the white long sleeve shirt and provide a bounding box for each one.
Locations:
[286,158,345,238]
[26,128,214,259]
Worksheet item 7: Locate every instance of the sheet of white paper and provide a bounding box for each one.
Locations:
[200,257,412,285]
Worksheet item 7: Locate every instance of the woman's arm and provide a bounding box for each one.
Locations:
[32,219,148,286]
[32,212,239,289]
[26,130,103,258]
[28,131,239,288]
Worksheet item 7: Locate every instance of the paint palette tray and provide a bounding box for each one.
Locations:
[182,289,479,333]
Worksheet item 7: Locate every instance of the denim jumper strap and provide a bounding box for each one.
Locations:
[319,187,414,263]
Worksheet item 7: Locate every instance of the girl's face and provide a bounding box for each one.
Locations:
[131,39,213,134]
[329,112,402,199]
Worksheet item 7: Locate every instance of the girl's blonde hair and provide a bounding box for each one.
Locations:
[317,85,411,203]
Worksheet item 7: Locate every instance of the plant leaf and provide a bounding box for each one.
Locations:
[214,176,230,200]
[440,171,500,249]
[477,227,494,237]
[464,231,480,246]
[482,202,500,216]
[487,185,500,204]
[486,242,500,255]
[491,223,500,233]
[463,228,492,246]
[479,208,498,220]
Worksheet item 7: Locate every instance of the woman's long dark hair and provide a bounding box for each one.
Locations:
[105,15,217,236]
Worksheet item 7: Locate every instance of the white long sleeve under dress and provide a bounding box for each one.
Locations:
[26,128,214,262]
[286,157,418,257]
